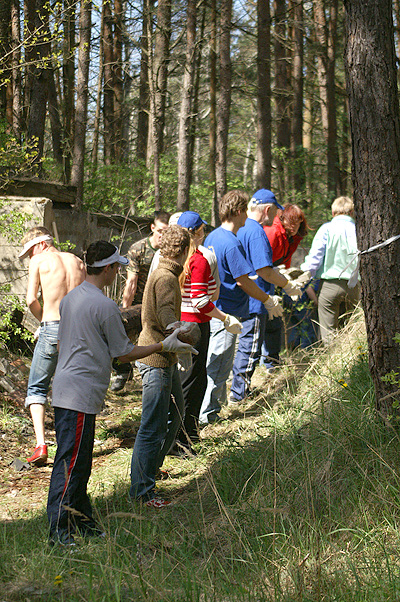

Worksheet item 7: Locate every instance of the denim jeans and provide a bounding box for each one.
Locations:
[260,316,282,368]
[25,321,59,408]
[230,313,267,402]
[199,318,238,424]
[130,362,184,501]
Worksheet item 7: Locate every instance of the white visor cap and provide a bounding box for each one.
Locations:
[19,235,53,260]
[86,246,129,268]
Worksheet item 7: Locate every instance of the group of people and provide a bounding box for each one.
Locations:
[18,188,360,547]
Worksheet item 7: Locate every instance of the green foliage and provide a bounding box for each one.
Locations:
[0,121,40,189]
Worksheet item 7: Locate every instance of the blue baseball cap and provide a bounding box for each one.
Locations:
[177,211,207,231]
[251,189,284,211]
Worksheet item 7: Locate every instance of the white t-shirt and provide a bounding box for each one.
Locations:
[52,281,134,414]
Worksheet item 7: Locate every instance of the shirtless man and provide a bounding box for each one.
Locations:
[19,226,85,466]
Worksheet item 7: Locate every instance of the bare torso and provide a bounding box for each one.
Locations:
[27,247,86,322]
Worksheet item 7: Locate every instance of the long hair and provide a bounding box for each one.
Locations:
[280,204,308,238]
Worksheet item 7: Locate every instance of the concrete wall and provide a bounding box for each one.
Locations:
[0,197,152,331]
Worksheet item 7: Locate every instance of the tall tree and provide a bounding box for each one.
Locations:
[27,0,51,169]
[0,0,12,125]
[11,0,21,141]
[256,0,271,189]
[290,0,304,196]
[176,0,197,211]
[274,0,291,199]
[209,0,218,225]
[71,0,91,208]
[103,0,114,164]
[314,0,341,197]
[136,0,152,167]
[113,0,124,162]
[62,0,75,182]
[215,0,232,204]
[344,0,400,416]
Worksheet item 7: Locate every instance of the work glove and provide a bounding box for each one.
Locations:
[264,295,284,320]
[291,270,312,288]
[177,351,193,372]
[223,314,242,334]
[282,279,302,301]
[161,328,199,355]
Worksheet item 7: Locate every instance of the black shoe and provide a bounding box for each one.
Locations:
[49,530,76,548]
[76,519,106,539]
[110,375,128,392]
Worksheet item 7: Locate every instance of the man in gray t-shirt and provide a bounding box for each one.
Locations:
[47,241,194,547]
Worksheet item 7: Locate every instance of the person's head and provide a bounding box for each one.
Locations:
[177,211,207,246]
[219,190,249,224]
[85,241,129,285]
[248,189,284,227]
[280,204,308,238]
[158,225,190,264]
[331,196,354,217]
[168,212,183,226]
[150,210,170,248]
[19,226,54,260]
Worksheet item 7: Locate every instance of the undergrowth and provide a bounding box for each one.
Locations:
[2,314,400,601]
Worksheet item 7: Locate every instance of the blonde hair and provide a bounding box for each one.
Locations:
[21,226,54,248]
[179,230,199,288]
[331,196,354,216]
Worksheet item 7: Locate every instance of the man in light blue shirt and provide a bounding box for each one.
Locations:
[301,196,360,344]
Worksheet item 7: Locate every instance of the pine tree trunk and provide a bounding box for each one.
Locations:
[27,0,51,170]
[103,0,114,165]
[113,0,124,162]
[92,1,104,173]
[256,0,271,189]
[209,0,218,226]
[48,70,64,164]
[62,0,75,182]
[176,0,197,212]
[344,0,400,416]
[136,0,152,167]
[71,0,91,208]
[11,0,21,141]
[290,0,304,196]
[0,0,12,126]
[215,0,232,205]
[274,0,290,200]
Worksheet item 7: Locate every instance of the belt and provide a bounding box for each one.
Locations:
[40,320,60,326]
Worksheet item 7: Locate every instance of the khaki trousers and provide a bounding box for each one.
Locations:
[318,278,361,344]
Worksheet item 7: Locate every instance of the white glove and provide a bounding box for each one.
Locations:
[282,279,302,300]
[165,321,182,332]
[161,329,199,355]
[177,351,193,372]
[223,314,242,334]
[291,270,312,288]
[264,295,284,319]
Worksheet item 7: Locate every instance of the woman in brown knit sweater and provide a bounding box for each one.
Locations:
[129,225,192,508]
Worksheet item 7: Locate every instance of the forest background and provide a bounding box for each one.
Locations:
[0,0,356,227]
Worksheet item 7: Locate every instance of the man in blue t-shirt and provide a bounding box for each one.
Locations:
[199,190,285,425]
[229,189,302,403]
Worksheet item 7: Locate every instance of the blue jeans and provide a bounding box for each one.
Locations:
[130,362,184,501]
[260,316,282,368]
[199,318,238,424]
[230,313,267,401]
[25,321,59,408]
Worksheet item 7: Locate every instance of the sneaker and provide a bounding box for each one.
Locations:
[144,497,171,509]
[110,375,128,392]
[27,444,48,467]
[49,530,76,548]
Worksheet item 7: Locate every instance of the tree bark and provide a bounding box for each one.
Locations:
[273,0,290,199]
[27,0,51,170]
[71,0,91,208]
[11,0,21,141]
[215,0,232,205]
[113,0,124,162]
[136,0,152,166]
[209,0,218,225]
[0,0,12,126]
[103,0,115,165]
[48,69,64,164]
[256,0,271,189]
[176,0,197,212]
[62,0,76,182]
[314,0,341,198]
[91,0,104,173]
[344,0,400,416]
[290,0,304,196]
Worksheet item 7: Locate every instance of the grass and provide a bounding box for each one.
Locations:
[2,312,400,601]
